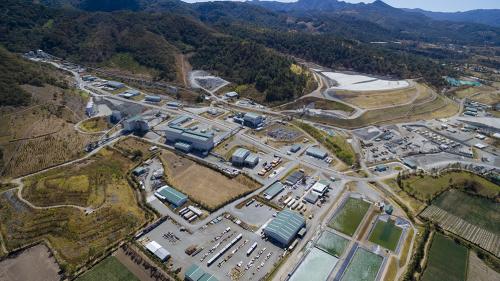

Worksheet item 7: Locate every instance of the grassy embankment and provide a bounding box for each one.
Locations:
[294,121,356,166]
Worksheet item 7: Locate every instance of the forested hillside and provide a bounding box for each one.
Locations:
[0,47,68,107]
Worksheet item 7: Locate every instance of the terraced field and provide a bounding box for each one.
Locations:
[0,148,149,277]
[420,206,500,257]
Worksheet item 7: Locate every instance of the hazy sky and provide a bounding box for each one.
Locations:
[182,0,500,12]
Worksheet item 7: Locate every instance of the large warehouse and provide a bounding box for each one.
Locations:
[231,148,260,167]
[165,125,215,153]
[154,185,188,207]
[305,147,328,159]
[262,181,284,200]
[264,209,305,247]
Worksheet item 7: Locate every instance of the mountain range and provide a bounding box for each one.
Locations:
[1,0,498,106]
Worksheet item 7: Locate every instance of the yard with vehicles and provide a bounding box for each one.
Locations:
[0,148,149,277]
[328,197,371,236]
[79,116,111,133]
[368,218,403,252]
[159,150,260,211]
[421,233,468,281]
[76,256,139,281]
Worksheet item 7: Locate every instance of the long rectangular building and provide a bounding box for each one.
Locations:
[154,185,188,207]
[165,125,214,153]
[264,209,305,247]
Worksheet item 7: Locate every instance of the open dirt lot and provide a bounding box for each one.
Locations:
[467,251,500,281]
[160,150,260,210]
[0,244,61,281]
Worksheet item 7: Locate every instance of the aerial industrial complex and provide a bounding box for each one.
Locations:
[2,41,499,281]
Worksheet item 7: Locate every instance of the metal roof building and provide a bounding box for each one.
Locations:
[305,147,328,159]
[154,185,188,207]
[264,209,305,247]
[185,264,219,281]
[231,148,250,165]
[244,153,259,167]
[165,125,214,153]
[285,170,305,185]
[106,81,125,89]
[263,181,284,200]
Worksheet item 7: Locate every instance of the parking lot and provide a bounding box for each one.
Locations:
[231,201,277,228]
[141,215,284,281]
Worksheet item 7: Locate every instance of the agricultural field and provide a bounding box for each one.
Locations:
[421,233,468,281]
[76,256,139,281]
[0,148,148,277]
[160,150,260,210]
[79,116,111,133]
[328,197,371,236]
[340,247,383,281]
[316,230,349,257]
[334,85,418,110]
[399,171,500,202]
[0,85,97,178]
[279,96,355,113]
[368,218,403,252]
[420,189,500,256]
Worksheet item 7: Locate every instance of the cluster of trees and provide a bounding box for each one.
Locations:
[0,46,67,107]
[191,38,307,102]
[220,24,450,88]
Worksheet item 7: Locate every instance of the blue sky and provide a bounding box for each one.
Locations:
[182,0,500,12]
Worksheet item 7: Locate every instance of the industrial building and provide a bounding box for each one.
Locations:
[305,147,328,159]
[304,192,319,204]
[119,89,140,99]
[264,209,306,247]
[285,170,305,186]
[262,181,284,200]
[154,185,188,207]
[85,97,96,117]
[106,81,125,89]
[243,112,263,128]
[145,241,170,262]
[374,165,388,172]
[289,144,301,153]
[165,125,214,153]
[123,116,149,133]
[169,115,192,126]
[403,159,417,169]
[231,148,260,167]
[224,91,239,99]
[185,264,219,281]
[311,180,329,196]
[145,95,161,102]
[110,110,123,123]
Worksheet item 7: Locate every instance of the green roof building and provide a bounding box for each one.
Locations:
[262,181,284,200]
[264,209,305,247]
[154,185,187,207]
[185,264,218,281]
